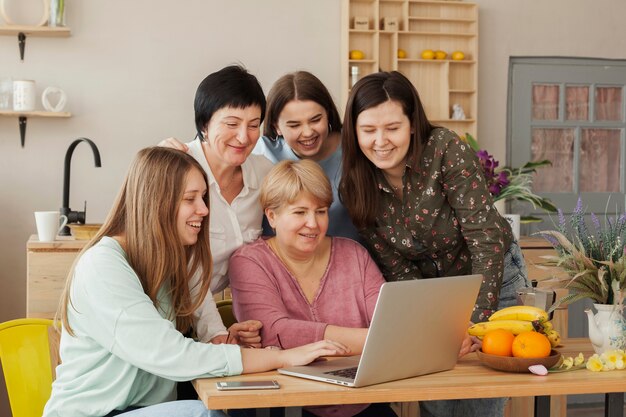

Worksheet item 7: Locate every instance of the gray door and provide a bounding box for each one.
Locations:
[508,57,626,405]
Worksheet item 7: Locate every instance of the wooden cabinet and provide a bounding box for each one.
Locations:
[341,0,478,137]
[27,236,84,319]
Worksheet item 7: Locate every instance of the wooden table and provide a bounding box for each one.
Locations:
[193,338,625,417]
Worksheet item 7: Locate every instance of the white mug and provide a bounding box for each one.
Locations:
[34,211,68,242]
[13,80,36,111]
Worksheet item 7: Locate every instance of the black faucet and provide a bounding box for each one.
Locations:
[59,138,102,236]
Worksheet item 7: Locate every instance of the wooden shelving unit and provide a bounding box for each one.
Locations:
[341,0,478,137]
[1,25,72,146]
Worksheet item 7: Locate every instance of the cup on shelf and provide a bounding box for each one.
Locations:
[34,211,68,242]
[13,80,36,111]
[0,77,12,110]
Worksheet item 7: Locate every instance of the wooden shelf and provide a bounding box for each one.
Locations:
[0,25,70,37]
[0,111,72,147]
[398,59,476,63]
[343,0,478,136]
[409,16,475,23]
[410,0,475,6]
[0,110,71,118]
[400,30,476,37]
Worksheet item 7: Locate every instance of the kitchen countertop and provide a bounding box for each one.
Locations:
[27,235,89,251]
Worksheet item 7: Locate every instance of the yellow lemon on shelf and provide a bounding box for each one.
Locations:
[397,48,407,59]
[349,50,365,60]
[434,50,447,60]
[451,51,465,60]
[421,49,435,59]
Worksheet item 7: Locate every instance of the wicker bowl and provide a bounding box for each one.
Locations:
[68,223,102,240]
[476,349,560,373]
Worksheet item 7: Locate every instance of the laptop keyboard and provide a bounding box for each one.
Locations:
[324,366,358,380]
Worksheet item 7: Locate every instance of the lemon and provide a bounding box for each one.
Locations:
[421,49,435,60]
[451,51,465,60]
[397,49,407,59]
[349,50,365,60]
[434,50,447,60]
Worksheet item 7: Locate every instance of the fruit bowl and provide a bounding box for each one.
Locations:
[68,223,102,240]
[476,349,560,373]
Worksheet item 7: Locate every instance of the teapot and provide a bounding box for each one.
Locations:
[585,304,626,354]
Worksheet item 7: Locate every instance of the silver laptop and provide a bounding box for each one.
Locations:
[278,274,482,388]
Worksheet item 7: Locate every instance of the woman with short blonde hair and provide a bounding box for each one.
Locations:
[260,159,333,213]
[230,160,396,417]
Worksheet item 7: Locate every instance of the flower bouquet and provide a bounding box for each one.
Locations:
[536,198,626,308]
[463,133,557,222]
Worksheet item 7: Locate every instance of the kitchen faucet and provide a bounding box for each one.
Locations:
[59,138,102,236]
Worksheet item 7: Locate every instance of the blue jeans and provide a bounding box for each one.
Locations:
[110,400,226,417]
[420,240,530,417]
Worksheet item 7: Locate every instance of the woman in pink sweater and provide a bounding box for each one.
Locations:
[229,160,395,417]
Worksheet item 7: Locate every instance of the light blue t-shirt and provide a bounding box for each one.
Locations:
[43,237,243,417]
[253,136,360,241]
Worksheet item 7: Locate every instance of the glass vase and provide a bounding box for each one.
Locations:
[49,0,66,27]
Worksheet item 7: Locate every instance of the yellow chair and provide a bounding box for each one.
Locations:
[216,299,237,328]
[0,318,58,417]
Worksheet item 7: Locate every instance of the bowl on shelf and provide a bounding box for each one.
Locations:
[68,223,102,240]
[476,349,561,373]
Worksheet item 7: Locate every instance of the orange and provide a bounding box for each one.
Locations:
[481,329,515,357]
[512,331,551,358]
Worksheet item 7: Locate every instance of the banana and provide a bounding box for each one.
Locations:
[545,330,561,348]
[468,320,536,337]
[542,320,554,332]
[488,305,549,323]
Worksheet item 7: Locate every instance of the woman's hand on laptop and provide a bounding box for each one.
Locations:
[280,340,350,367]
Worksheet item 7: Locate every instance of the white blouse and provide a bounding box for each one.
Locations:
[186,138,273,341]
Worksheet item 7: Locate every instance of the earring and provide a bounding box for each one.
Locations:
[328,122,333,132]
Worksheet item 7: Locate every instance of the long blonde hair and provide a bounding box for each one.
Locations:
[58,147,212,335]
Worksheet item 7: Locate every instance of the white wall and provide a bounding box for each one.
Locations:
[1,0,626,415]
[0,1,341,413]
[0,0,342,319]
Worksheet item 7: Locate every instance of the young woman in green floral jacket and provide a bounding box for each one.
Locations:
[339,71,530,417]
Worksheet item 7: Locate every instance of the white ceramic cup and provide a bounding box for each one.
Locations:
[13,80,36,111]
[34,211,68,242]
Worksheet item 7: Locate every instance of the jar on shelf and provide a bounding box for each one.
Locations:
[49,0,66,27]
[350,66,360,88]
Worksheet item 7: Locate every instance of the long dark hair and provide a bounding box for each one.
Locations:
[263,71,342,139]
[339,71,435,229]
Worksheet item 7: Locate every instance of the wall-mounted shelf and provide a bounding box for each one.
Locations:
[0,110,72,147]
[342,0,478,137]
[0,25,71,60]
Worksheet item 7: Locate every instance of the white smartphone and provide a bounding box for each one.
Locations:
[216,380,280,390]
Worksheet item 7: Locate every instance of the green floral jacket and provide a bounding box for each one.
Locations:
[359,128,513,322]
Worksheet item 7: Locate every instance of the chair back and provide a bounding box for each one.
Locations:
[216,299,237,328]
[0,318,57,417]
